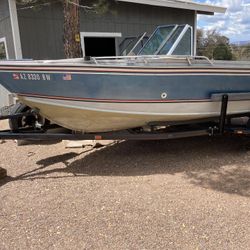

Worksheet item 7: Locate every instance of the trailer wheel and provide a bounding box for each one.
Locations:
[9,103,35,131]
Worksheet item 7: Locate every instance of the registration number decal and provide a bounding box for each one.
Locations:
[12,73,51,81]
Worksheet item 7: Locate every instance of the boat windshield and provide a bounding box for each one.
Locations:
[138,24,193,56]
[138,25,176,55]
[171,28,192,55]
[119,34,148,56]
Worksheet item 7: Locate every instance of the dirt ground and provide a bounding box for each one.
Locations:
[0,121,250,249]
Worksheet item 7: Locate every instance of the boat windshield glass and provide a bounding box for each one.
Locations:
[119,35,148,56]
[138,24,193,56]
[138,25,176,55]
[158,25,185,55]
[119,37,136,56]
[172,27,192,55]
[128,33,148,55]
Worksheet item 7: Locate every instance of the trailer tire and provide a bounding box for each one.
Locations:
[9,103,33,131]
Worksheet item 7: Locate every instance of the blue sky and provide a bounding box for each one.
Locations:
[196,0,250,42]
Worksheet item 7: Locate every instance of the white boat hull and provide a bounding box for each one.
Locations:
[18,96,250,132]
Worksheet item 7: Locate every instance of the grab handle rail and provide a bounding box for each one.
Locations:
[91,55,214,66]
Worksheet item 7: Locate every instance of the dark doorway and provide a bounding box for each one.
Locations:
[84,37,116,57]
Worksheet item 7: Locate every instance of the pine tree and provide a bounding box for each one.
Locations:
[63,0,81,58]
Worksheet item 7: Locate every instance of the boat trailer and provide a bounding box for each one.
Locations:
[0,94,250,141]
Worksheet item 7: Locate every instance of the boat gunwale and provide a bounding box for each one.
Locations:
[1,55,250,70]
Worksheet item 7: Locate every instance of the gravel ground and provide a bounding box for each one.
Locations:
[0,121,250,250]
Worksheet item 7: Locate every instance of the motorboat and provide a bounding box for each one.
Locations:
[1,25,250,133]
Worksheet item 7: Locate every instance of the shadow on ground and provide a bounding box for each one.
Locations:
[1,136,250,197]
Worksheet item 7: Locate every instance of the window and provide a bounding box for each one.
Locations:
[0,37,8,60]
[80,32,122,57]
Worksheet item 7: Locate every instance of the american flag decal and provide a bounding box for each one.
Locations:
[63,73,72,81]
[12,73,20,80]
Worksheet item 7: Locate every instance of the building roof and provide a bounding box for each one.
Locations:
[117,0,226,15]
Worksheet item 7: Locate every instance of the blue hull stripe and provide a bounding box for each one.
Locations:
[1,68,250,101]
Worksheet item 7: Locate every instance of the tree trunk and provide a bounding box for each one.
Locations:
[63,0,82,58]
